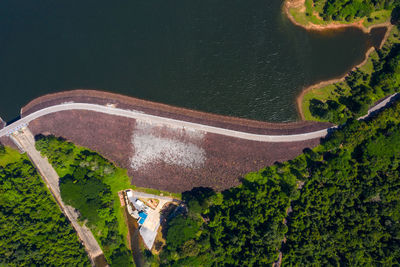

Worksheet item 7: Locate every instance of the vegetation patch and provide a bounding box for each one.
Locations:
[158,97,400,265]
[0,147,90,266]
[35,135,133,266]
[288,0,395,27]
[282,101,400,265]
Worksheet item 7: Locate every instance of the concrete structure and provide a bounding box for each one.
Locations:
[125,190,174,250]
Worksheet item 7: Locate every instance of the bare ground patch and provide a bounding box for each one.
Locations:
[0,136,18,150]
[131,120,205,171]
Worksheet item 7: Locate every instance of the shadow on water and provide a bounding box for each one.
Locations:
[369,26,389,49]
[6,115,20,125]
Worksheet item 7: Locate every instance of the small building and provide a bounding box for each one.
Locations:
[125,190,150,221]
[133,199,147,212]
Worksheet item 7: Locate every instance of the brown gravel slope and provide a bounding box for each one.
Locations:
[22,90,333,135]
[0,136,18,150]
[28,110,322,193]
[29,110,136,170]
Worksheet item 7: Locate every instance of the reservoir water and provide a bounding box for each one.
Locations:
[0,0,386,122]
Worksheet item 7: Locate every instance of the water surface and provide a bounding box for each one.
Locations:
[0,0,385,122]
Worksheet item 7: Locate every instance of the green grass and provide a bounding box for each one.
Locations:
[304,0,326,25]
[302,83,350,121]
[359,50,379,74]
[0,147,23,167]
[362,10,392,28]
[387,26,400,44]
[289,5,328,27]
[289,0,391,29]
[301,27,398,121]
[102,168,131,245]
[132,186,181,200]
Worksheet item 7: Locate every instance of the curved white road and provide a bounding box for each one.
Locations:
[0,93,397,142]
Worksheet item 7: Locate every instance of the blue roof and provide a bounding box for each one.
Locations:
[138,212,147,224]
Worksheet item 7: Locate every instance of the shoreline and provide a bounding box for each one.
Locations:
[296,46,375,120]
[284,0,394,120]
[283,0,392,34]
[295,23,393,119]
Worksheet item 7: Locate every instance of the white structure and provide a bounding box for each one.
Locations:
[126,190,149,213]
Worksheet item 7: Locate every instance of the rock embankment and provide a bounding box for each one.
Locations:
[21,90,332,135]
[24,90,327,192]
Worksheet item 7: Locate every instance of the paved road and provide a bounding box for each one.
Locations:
[11,128,105,265]
[132,191,176,201]
[0,93,397,142]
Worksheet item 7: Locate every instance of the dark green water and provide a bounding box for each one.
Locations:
[0,0,386,122]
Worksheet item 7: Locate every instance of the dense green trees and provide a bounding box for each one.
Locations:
[0,149,90,266]
[314,0,395,22]
[36,136,132,266]
[161,167,298,265]
[282,101,400,265]
[161,98,400,265]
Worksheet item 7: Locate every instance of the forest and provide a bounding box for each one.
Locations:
[0,146,90,266]
[309,23,400,124]
[313,0,396,22]
[35,136,133,266]
[159,97,400,265]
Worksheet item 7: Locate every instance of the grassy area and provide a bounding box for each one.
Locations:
[302,83,346,121]
[132,186,181,200]
[301,27,395,121]
[300,25,400,123]
[289,5,328,27]
[103,168,132,247]
[0,147,23,166]
[288,0,391,29]
[362,9,392,28]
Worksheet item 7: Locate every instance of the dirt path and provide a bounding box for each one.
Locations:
[10,128,106,267]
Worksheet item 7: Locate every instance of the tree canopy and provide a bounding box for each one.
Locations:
[0,149,90,266]
[161,98,400,266]
[36,136,132,266]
